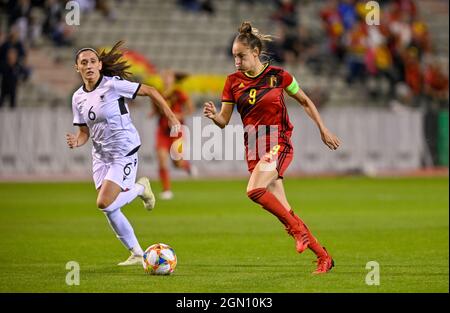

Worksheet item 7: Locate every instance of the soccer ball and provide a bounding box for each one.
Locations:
[143,243,177,275]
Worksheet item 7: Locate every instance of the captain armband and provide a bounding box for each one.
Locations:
[285,77,300,96]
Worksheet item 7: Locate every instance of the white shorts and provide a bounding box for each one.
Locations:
[92,153,138,191]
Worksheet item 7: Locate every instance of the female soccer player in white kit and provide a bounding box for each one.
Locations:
[66,41,181,266]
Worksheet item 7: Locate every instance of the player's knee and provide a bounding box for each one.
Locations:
[159,162,169,170]
[96,198,110,210]
[247,188,267,203]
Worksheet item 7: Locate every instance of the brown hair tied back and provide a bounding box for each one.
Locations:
[238,21,253,35]
[236,21,272,57]
[98,40,132,79]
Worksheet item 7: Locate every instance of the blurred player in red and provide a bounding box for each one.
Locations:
[151,70,195,200]
[203,22,341,274]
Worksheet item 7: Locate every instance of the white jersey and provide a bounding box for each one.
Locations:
[72,75,142,160]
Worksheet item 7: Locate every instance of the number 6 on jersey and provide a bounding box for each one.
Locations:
[88,106,96,121]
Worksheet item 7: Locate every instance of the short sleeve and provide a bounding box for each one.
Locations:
[221,76,235,104]
[112,76,141,99]
[281,70,300,96]
[72,95,86,126]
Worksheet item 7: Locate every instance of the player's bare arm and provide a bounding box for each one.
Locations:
[290,89,341,150]
[66,125,89,149]
[203,101,233,129]
[138,84,181,131]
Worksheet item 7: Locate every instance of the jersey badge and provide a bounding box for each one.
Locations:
[269,75,277,88]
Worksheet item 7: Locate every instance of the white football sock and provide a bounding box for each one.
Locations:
[104,208,140,250]
[103,184,144,213]
[130,245,144,256]
[101,184,144,251]
[135,183,144,196]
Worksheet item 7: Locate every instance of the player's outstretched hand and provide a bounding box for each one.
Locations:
[203,101,217,120]
[66,133,78,149]
[320,128,341,150]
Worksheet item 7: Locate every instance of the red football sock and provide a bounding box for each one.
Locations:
[159,168,170,191]
[247,188,306,237]
[289,210,327,258]
[174,160,191,174]
[180,160,191,173]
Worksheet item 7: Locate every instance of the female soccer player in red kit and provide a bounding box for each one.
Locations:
[152,70,195,200]
[203,22,341,274]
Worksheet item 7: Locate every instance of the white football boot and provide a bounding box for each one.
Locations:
[189,165,199,178]
[136,177,155,210]
[118,253,143,266]
[159,190,174,200]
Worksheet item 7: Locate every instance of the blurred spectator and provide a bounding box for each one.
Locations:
[7,0,32,29]
[42,0,75,47]
[410,19,431,58]
[177,0,215,15]
[0,48,27,109]
[95,0,117,20]
[295,25,321,69]
[338,0,357,31]
[344,18,367,85]
[423,57,449,107]
[0,27,32,95]
[402,47,422,97]
[271,0,298,27]
[389,11,412,50]
[42,0,63,40]
[272,23,321,69]
[200,0,215,15]
[7,0,32,42]
[279,26,301,64]
[27,7,43,47]
[393,0,417,19]
[320,0,345,62]
[178,0,201,12]
[0,26,28,69]
[0,31,5,46]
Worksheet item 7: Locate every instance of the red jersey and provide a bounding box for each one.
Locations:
[221,64,295,153]
[157,88,188,136]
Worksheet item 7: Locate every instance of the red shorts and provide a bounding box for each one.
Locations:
[246,143,293,179]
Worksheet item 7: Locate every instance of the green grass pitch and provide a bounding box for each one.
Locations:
[0,177,448,293]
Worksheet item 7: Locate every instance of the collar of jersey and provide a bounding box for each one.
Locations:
[83,74,104,93]
[243,63,269,79]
